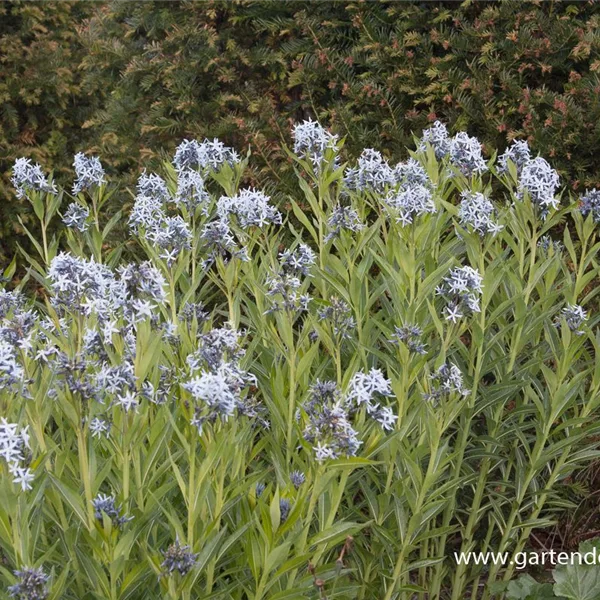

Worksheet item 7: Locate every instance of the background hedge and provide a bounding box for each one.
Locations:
[2,0,600,260]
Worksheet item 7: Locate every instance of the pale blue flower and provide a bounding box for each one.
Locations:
[72,153,106,194]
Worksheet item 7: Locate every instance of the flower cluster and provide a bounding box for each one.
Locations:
[423,362,470,404]
[266,244,316,314]
[279,499,292,523]
[290,470,306,489]
[96,362,138,413]
[343,148,396,193]
[418,122,487,176]
[147,215,193,266]
[345,369,397,431]
[92,493,132,527]
[48,253,115,316]
[301,381,362,461]
[187,325,245,371]
[383,184,436,226]
[325,205,364,242]
[498,140,531,176]
[292,119,340,171]
[538,235,564,255]
[418,121,452,159]
[217,188,282,228]
[555,304,587,336]
[0,339,25,388]
[458,191,503,236]
[301,369,397,461]
[517,157,560,216]
[279,244,316,277]
[183,324,261,435]
[173,138,239,173]
[89,417,111,439]
[11,158,57,199]
[180,301,209,325]
[174,168,210,212]
[389,324,427,355]
[130,171,193,264]
[317,297,356,339]
[161,538,198,577]
[136,171,171,203]
[393,158,431,188]
[129,176,168,231]
[579,189,600,223]
[118,262,168,322]
[449,132,488,176]
[199,219,249,268]
[436,266,483,323]
[140,366,177,407]
[62,202,90,233]
[0,419,34,491]
[7,567,49,600]
[72,153,106,194]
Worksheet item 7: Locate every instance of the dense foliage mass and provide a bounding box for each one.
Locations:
[1,120,600,599]
[2,1,600,261]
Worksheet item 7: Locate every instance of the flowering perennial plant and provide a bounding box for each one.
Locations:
[1,120,599,600]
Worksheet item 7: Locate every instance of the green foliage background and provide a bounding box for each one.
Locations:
[2,0,600,260]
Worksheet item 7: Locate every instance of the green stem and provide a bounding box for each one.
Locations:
[286,340,297,465]
[187,434,197,548]
[77,427,94,528]
[41,222,49,266]
[169,270,178,324]
[122,418,130,501]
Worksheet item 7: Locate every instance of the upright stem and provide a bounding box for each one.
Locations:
[77,427,94,528]
[169,270,178,324]
[191,214,197,285]
[187,434,197,547]
[286,338,297,464]
[122,417,130,501]
[41,222,49,266]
